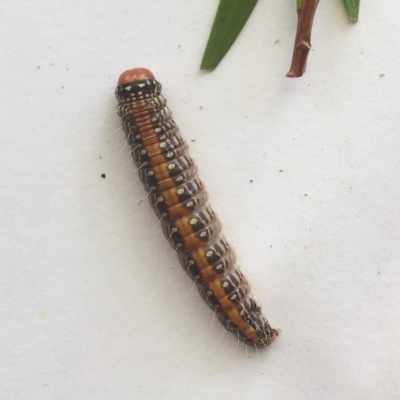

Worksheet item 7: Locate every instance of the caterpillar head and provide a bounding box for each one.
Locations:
[118,67,154,84]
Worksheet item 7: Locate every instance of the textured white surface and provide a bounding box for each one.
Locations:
[1,1,400,399]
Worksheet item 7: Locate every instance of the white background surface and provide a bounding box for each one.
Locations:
[1,1,399,399]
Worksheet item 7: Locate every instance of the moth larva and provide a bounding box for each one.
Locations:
[115,68,279,348]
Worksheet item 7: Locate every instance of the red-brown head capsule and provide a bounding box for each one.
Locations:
[117,68,154,85]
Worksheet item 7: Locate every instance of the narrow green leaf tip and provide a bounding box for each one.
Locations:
[200,0,258,71]
[342,0,360,22]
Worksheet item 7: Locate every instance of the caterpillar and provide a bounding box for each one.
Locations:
[115,68,279,348]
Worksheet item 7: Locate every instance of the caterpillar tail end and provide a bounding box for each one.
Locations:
[118,68,154,85]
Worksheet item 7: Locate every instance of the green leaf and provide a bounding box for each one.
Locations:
[200,0,259,71]
[296,0,303,11]
[342,0,360,22]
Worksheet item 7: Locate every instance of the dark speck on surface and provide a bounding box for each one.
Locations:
[101,173,106,179]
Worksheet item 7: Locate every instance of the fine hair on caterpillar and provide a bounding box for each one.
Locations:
[115,67,279,348]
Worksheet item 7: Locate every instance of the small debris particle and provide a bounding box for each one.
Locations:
[178,45,181,49]
[304,194,308,197]
[99,156,102,159]
[39,311,47,320]
[190,139,196,142]
[62,86,64,89]
[379,73,385,77]
[101,173,106,179]
[199,106,203,110]
[279,170,283,172]
[250,180,253,183]
[273,39,280,44]
[37,65,40,69]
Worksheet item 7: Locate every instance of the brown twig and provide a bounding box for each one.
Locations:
[286,0,320,78]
